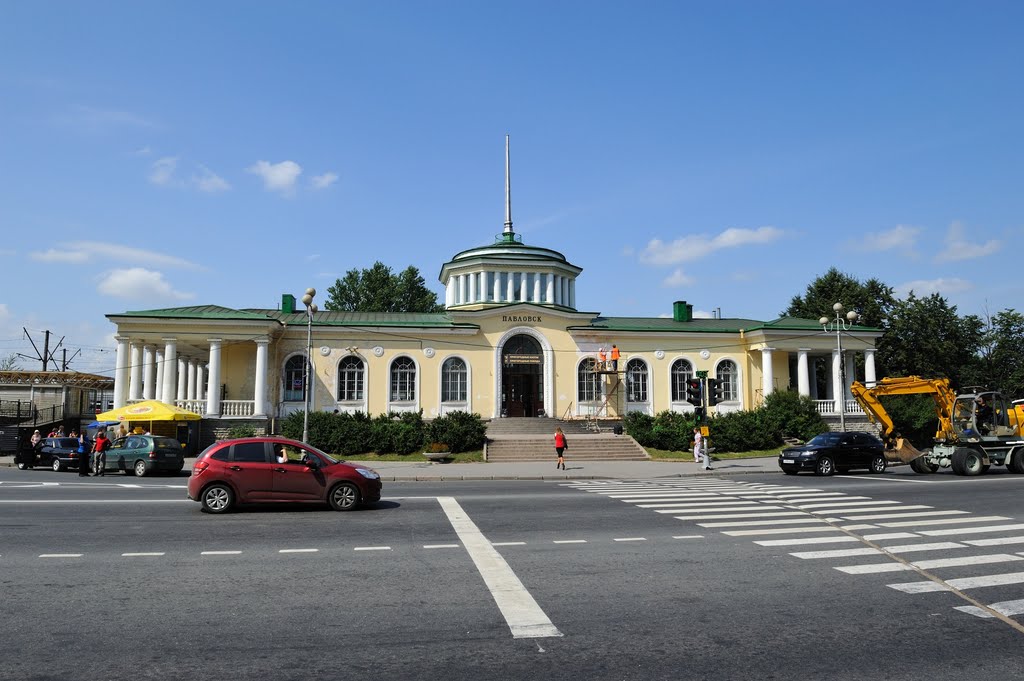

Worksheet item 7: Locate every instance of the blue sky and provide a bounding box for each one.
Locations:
[2,1,1022,375]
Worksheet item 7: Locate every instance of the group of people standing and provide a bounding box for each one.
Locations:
[79,429,111,477]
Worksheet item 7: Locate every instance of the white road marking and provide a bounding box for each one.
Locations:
[122,552,165,557]
[280,548,320,553]
[353,546,390,551]
[911,554,1023,569]
[843,510,966,520]
[863,532,919,540]
[755,536,862,547]
[840,524,878,530]
[201,551,241,555]
[675,511,808,520]
[423,544,460,549]
[656,505,783,514]
[491,542,527,547]
[921,523,1024,537]
[39,553,82,558]
[879,542,966,553]
[643,501,764,509]
[698,518,828,527]
[613,537,646,542]
[116,484,142,488]
[966,536,1024,547]
[890,572,1024,593]
[794,500,899,509]
[672,535,704,539]
[791,548,883,559]
[877,516,1011,528]
[835,475,934,483]
[724,527,842,537]
[955,599,1024,618]
[836,563,914,574]
[791,497,872,506]
[553,540,587,544]
[825,505,927,514]
[437,496,561,639]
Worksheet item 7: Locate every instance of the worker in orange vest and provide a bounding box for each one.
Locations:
[597,347,606,369]
[610,345,621,371]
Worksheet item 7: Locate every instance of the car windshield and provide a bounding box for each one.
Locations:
[153,437,181,449]
[807,433,841,447]
[303,443,338,465]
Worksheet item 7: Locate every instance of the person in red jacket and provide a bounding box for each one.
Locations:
[554,427,568,470]
[93,430,110,476]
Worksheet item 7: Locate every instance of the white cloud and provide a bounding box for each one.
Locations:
[247,160,302,195]
[192,166,231,193]
[894,277,973,298]
[30,241,202,270]
[854,224,922,252]
[96,268,194,302]
[640,226,785,265]
[149,156,179,186]
[311,172,338,190]
[662,268,694,287]
[934,221,1000,262]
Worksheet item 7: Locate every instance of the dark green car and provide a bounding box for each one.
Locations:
[104,435,186,476]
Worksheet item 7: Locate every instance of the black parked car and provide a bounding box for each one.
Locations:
[778,431,887,476]
[17,437,89,472]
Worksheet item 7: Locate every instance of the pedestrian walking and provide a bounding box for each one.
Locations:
[554,427,568,470]
[77,430,90,477]
[93,429,110,476]
[693,427,703,464]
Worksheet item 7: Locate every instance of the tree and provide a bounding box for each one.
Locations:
[324,262,444,313]
[965,309,1024,397]
[783,267,894,328]
[0,353,19,371]
[876,292,983,388]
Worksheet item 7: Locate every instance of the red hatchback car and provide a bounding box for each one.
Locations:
[187,437,382,514]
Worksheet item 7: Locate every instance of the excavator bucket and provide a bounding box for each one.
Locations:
[887,437,924,464]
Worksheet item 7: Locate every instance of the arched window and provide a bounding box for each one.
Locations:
[283,355,307,402]
[716,360,738,401]
[626,358,648,403]
[670,359,694,402]
[441,357,467,403]
[578,358,601,403]
[337,356,364,401]
[390,356,416,402]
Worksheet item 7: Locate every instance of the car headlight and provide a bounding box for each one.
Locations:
[355,468,380,480]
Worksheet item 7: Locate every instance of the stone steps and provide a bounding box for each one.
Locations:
[485,417,619,437]
[485,434,648,462]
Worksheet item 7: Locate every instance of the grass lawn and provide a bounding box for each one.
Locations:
[646,446,785,461]
[343,450,484,463]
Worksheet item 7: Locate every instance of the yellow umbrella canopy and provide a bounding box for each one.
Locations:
[96,400,202,422]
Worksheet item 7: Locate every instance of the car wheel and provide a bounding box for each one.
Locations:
[328,482,361,511]
[910,457,938,474]
[951,447,984,476]
[1010,450,1024,474]
[133,460,148,477]
[52,458,64,472]
[815,456,835,476]
[16,461,28,470]
[201,484,234,513]
[868,455,887,474]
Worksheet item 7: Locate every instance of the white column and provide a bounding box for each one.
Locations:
[142,345,156,400]
[844,352,855,397]
[129,343,143,401]
[176,357,188,401]
[445,280,454,308]
[493,271,502,302]
[114,336,130,409]
[154,350,164,401]
[254,337,269,418]
[187,360,197,400]
[864,348,877,387]
[506,272,515,301]
[520,271,528,301]
[569,279,576,308]
[161,338,177,404]
[809,358,818,399]
[797,349,810,397]
[546,274,554,304]
[554,276,562,305]
[533,273,541,303]
[457,274,466,305]
[561,277,569,306]
[761,348,775,398]
[197,364,206,401]
[468,271,477,304]
[831,349,843,414]
[206,340,222,417]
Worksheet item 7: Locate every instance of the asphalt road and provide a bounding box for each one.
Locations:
[3,467,1024,680]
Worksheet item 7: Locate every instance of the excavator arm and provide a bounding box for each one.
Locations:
[850,376,958,463]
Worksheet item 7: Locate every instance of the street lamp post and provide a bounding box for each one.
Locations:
[301,288,318,443]
[819,302,859,432]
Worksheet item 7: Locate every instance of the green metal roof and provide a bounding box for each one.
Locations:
[256,309,475,328]
[112,305,273,321]
[575,316,763,333]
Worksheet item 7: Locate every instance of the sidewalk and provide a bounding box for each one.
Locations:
[0,454,781,481]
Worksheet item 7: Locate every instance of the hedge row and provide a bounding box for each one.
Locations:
[277,410,487,456]
[624,390,828,453]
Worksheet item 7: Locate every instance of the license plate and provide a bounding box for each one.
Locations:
[782,459,795,464]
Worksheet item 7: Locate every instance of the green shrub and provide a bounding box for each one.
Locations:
[426,411,487,453]
[226,424,257,439]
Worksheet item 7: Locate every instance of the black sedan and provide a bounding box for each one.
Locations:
[778,431,887,476]
[17,437,89,472]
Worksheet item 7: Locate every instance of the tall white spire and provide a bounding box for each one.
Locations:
[503,134,514,235]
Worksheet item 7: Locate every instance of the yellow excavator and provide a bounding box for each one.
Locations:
[850,376,1024,476]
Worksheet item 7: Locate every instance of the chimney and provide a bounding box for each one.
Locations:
[673,300,693,322]
[281,293,296,314]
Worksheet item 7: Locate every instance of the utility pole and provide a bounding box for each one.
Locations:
[21,328,67,371]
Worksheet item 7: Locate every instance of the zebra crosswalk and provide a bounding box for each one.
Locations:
[562,477,1024,625]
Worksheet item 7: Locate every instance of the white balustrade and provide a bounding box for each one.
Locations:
[220,400,255,417]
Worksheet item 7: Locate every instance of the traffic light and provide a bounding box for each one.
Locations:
[707,378,724,406]
[686,377,703,406]
[693,407,705,424]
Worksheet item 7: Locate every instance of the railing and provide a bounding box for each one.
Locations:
[176,399,206,415]
[814,399,865,416]
[220,400,254,417]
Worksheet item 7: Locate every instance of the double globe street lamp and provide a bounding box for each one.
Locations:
[820,302,860,432]
[301,288,318,443]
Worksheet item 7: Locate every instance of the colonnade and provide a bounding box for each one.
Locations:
[446,271,575,308]
[759,346,877,411]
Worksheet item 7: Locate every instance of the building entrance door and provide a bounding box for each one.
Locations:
[501,334,544,417]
